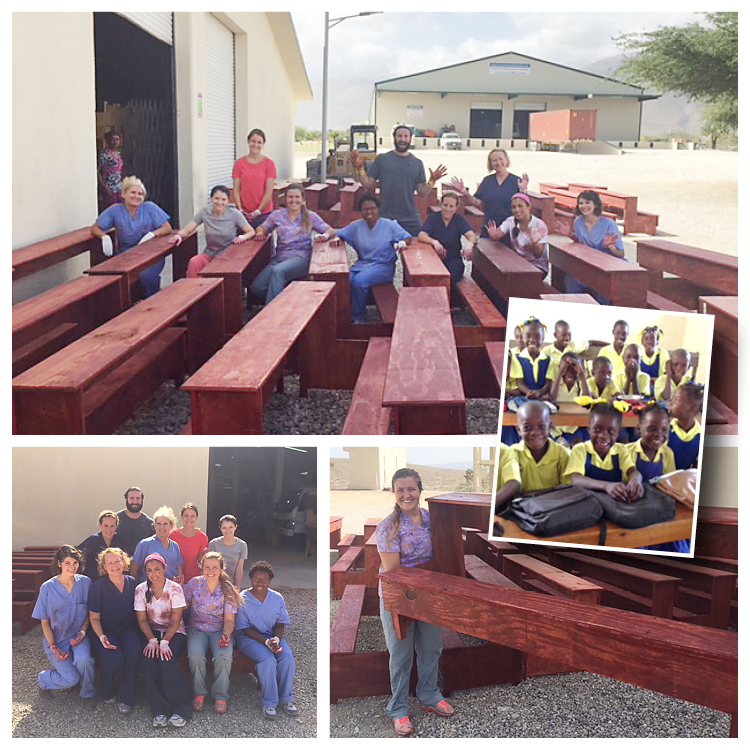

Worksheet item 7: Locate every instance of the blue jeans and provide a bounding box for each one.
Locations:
[39,636,96,698]
[91,624,142,706]
[141,631,192,719]
[442,255,465,300]
[349,261,395,322]
[379,596,443,718]
[250,255,310,304]
[138,258,165,298]
[187,628,233,701]
[234,634,295,708]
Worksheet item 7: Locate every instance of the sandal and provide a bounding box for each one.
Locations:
[214,699,227,714]
[420,698,455,716]
[393,716,413,736]
[192,695,205,712]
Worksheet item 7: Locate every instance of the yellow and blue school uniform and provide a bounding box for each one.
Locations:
[586,376,620,401]
[510,350,553,390]
[541,341,589,371]
[495,445,521,490]
[551,379,588,443]
[502,439,571,492]
[613,370,651,397]
[597,343,626,375]
[654,372,692,401]
[668,418,701,470]
[563,441,635,484]
[625,439,676,482]
[640,348,670,380]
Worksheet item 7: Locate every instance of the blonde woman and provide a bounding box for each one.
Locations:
[91,175,172,297]
[88,547,141,713]
[249,183,335,304]
[183,552,240,713]
[130,506,184,584]
[376,469,454,736]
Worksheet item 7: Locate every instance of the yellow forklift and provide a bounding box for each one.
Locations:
[307,124,377,184]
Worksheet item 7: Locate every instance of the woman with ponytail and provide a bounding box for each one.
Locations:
[375,469,455,736]
[249,183,335,304]
[134,553,192,728]
[183,551,240,714]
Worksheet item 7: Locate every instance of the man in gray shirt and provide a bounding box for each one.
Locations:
[352,125,447,235]
[116,486,154,556]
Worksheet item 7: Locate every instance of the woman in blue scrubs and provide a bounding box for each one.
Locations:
[130,506,184,584]
[32,545,96,708]
[234,561,297,720]
[88,547,141,713]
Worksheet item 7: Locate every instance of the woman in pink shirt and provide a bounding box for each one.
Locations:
[232,128,277,227]
[169,504,209,583]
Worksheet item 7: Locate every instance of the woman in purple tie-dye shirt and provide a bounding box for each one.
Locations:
[375,468,456,736]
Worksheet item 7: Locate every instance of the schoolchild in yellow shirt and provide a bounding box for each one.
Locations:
[639,325,670,392]
[613,345,651,397]
[586,356,621,401]
[667,383,704,470]
[541,320,589,370]
[597,319,629,376]
[549,352,590,446]
[654,349,692,401]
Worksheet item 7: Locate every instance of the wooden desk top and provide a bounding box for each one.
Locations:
[13,278,223,391]
[200,238,270,274]
[699,295,738,321]
[540,293,599,304]
[85,234,177,275]
[401,241,451,288]
[475,238,545,275]
[182,280,335,392]
[13,226,99,269]
[308,240,349,275]
[502,402,639,427]
[382,286,464,408]
[496,500,694,549]
[548,239,643,274]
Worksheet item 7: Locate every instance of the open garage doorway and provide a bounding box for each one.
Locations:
[93,12,178,222]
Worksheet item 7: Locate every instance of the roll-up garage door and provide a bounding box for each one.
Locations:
[117,12,173,45]
[205,14,236,193]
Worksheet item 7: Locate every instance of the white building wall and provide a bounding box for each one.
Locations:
[345,447,407,490]
[12,13,98,301]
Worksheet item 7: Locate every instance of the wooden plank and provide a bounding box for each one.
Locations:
[503,553,603,604]
[540,293,598,304]
[380,567,737,720]
[700,296,737,414]
[548,238,648,307]
[695,507,737,560]
[308,240,350,332]
[331,545,365,599]
[464,555,522,588]
[382,287,465,434]
[330,584,366,654]
[371,284,399,325]
[342,337,392,435]
[472,238,544,302]
[183,281,336,434]
[456,276,507,329]
[636,239,737,296]
[400,241,451,293]
[329,516,343,549]
[13,226,108,281]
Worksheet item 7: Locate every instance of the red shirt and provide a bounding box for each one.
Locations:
[232,156,277,214]
[169,528,209,582]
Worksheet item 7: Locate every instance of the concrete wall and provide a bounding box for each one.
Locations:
[12,12,98,301]
[12,447,210,550]
[344,447,407,490]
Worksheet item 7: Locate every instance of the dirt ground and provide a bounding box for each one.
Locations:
[294,147,738,257]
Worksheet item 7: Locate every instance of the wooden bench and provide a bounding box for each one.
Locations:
[464,554,522,588]
[636,239,737,308]
[308,240,350,332]
[380,566,737,734]
[547,549,680,619]
[13,226,108,282]
[331,545,365,599]
[484,340,507,397]
[182,281,336,434]
[700,296,737,415]
[540,292,598,304]
[337,533,357,557]
[85,233,198,306]
[12,275,127,376]
[695,507,737,560]
[199,237,272,334]
[370,284,399,325]
[382,287,466,434]
[329,516,343,549]
[548,238,648,307]
[456,276,506,332]
[646,290,693,312]
[471,238,544,307]
[463,529,520,568]
[502,553,603,604]
[13,278,225,434]
[342,337,392,435]
[527,190,555,229]
[400,241,451,294]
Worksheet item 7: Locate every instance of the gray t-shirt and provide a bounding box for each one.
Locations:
[116,510,155,556]
[193,206,248,257]
[367,151,426,234]
[208,536,248,582]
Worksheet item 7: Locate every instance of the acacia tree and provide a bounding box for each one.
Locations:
[616,12,738,146]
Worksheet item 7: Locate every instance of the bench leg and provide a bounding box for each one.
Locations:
[190,390,264,434]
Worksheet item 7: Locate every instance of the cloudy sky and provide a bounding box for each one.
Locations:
[291,10,701,129]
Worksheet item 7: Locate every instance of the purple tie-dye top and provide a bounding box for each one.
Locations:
[376,508,432,594]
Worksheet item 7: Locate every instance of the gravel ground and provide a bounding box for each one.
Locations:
[328,585,731,738]
[12,587,316,738]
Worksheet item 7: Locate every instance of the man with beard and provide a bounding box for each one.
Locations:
[351,125,447,236]
[116,486,155,556]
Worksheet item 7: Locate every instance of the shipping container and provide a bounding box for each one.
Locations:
[529,109,598,143]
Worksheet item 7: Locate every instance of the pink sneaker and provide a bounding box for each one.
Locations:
[393,716,413,736]
[420,699,455,716]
